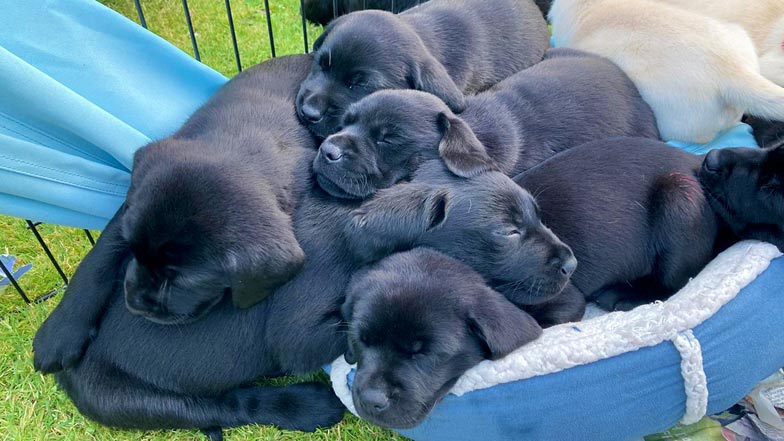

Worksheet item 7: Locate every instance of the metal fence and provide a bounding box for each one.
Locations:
[1,0,327,307]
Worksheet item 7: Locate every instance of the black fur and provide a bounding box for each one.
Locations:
[31,56,364,437]
[344,161,585,326]
[33,55,318,375]
[700,145,784,252]
[514,138,722,311]
[34,167,362,436]
[296,0,549,138]
[303,0,427,26]
[342,248,542,429]
[313,48,660,199]
[743,116,784,150]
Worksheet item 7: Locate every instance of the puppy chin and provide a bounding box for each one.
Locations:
[354,397,432,430]
[494,277,569,306]
[314,169,377,200]
[124,295,215,326]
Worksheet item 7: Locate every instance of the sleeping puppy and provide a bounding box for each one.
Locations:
[303,0,427,26]
[550,0,784,143]
[313,48,658,200]
[699,145,784,253]
[33,153,361,437]
[655,0,784,86]
[342,248,543,429]
[121,54,317,323]
[343,161,585,327]
[33,54,314,372]
[296,0,549,139]
[514,137,783,311]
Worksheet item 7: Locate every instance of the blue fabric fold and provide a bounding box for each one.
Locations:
[0,0,226,229]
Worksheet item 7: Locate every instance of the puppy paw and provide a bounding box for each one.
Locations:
[200,426,223,441]
[32,319,95,374]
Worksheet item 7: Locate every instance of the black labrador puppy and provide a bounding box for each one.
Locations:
[342,248,543,429]
[34,55,317,375]
[515,138,783,311]
[296,0,550,139]
[303,0,427,26]
[343,161,585,327]
[34,162,362,438]
[313,48,659,199]
[699,145,784,252]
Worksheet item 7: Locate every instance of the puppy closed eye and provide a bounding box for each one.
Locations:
[346,73,366,90]
[495,228,523,238]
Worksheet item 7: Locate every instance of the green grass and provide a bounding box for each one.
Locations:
[0,1,403,439]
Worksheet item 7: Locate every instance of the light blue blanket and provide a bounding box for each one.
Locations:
[0,0,226,229]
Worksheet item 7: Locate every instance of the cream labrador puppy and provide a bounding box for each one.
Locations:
[550,0,784,143]
[657,0,784,86]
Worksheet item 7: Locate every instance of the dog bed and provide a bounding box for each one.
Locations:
[331,241,784,440]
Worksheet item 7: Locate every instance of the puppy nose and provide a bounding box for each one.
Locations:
[321,142,343,162]
[704,149,722,172]
[550,251,577,277]
[300,102,324,124]
[360,388,390,413]
[559,256,578,277]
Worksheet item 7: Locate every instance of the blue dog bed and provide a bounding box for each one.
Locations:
[331,242,784,440]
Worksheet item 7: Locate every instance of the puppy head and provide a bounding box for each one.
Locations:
[345,162,577,306]
[342,248,542,429]
[295,10,465,139]
[121,143,304,324]
[313,90,497,199]
[700,146,784,251]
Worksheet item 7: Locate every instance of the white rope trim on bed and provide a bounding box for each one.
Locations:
[671,330,708,425]
[330,241,782,420]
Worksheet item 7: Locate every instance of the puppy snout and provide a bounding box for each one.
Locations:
[359,388,391,413]
[321,141,344,162]
[550,249,577,278]
[300,101,324,124]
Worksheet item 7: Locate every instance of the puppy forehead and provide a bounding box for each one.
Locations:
[351,91,443,123]
[455,173,535,220]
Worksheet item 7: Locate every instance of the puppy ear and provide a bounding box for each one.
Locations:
[407,57,466,114]
[437,112,499,178]
[311,20,335,52]
[466,288,543,360]
[228,239,306,309]
[344,184,450,263]
[341,297,357,364]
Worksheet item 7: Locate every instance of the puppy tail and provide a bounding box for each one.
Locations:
[726,69,784,121]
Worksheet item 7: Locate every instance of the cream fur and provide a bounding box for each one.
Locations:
[550,0,784,143]
[657,0,784,86]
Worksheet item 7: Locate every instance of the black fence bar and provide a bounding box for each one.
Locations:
[181,0,201,61]
[299,0,309,53]
[133,0,148,29]
[333,0,338,20]
[224,0,243,72]
[25,220,68,286]
[84,229,96,245]
[0,256,30,304]
[263,0,276,58]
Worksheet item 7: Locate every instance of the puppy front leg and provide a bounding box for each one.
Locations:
[33,206,129,373]
[523,282,586,328]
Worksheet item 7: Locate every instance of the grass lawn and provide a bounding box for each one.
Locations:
[0,1,403,440]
